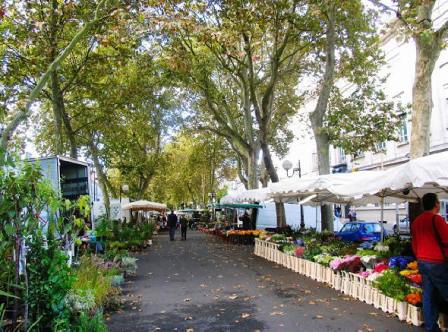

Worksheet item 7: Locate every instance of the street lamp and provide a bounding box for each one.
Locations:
[282,159,305,229]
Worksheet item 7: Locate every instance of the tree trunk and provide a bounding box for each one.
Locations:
[50,71,78,157]
[89,142,112,218]
[260,139,286,227]
[309,7,335,232]
[410,22,440,158]
[247,147,258,189]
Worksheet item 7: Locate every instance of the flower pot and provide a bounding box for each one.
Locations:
[396,301,408,321]
[406,304,424,326]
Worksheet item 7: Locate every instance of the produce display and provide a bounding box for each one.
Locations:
[259,230,422,306]
[201,227,266,245]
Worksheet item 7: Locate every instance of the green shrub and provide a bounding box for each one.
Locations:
[73,256,112,307]
[375,269,411,301]
[74,310,108,332]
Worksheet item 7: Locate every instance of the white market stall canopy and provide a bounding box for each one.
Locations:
[122,200,167,212]
[233,152,448,206]
[220,187,271,204]
[329,152,448,203]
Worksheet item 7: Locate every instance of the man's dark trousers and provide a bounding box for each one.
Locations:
[181,227,187,240]
[419,261,448,332]
[169,226,175,241]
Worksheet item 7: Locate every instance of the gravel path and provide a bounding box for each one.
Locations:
[107,231,420,332]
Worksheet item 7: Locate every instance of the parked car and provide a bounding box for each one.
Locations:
[335,221,387,242]
[393,217,410,235]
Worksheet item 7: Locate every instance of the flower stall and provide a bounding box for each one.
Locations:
[254,231,448,329]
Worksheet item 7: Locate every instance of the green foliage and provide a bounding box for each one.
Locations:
[302,243,323,261]
[26,237,74,329]
[73,310,108,332]
[356,249,378,256]
[72,256,113,307]
[375,269,411,301]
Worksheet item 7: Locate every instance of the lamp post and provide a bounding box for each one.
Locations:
[282,159,304,229]
[119,184,129,203]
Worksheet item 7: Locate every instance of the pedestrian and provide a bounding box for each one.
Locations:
[411,193,448,332]
[167,210,177,241]
[180,215,188,240]
[240,211,251,230]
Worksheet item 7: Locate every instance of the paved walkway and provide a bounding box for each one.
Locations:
[107,231,420,332]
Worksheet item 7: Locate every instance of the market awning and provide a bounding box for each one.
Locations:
[122,200,167,212]
[220,203,263,209]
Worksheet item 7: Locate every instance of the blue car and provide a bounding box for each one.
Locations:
[335,221,386,242]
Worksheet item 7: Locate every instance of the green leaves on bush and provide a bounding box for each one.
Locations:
[375,269,411,301]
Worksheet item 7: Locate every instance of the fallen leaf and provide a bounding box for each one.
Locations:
[270,311,285,316]
[314,315,323,319]
[186,329,194,332]
[184,298,191,302]
[241,313,250,318]
[184,316,193,321]
[228,294,238,300]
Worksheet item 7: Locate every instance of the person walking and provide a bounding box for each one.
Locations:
[167,210,177,241]
[180,215,188,240]
[411,193,448,332]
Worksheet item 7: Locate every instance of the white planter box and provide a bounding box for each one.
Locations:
[293,257,300,272]
[372,288,381,309]
[378,293,388,313]
[341,271,352,295]
[406,304,424,326]
[350,273,362,300]
[298,258,306,274]
[315,263,323,282]
[363,281,374,305]
[323,267,333,285]
[386,296,397,314]
[332,271,342,291]
[396,301,408,321]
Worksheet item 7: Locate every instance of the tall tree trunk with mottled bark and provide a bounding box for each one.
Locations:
[309,7,336,231]
[410,1,447,159]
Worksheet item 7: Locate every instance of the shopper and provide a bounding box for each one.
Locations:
[167,210,177,241]
[411,193,448,332]
[180,215,188,240]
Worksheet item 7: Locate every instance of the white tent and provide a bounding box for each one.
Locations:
[331,152,448,203]
[233,187,271,203]
[220,192,240,204]
[122,200,167,212]
[269,171,388,206]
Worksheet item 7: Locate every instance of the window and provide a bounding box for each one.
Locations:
[364,224,381,233]
[398,114,409,143]
[375,141,386,152]
[340,223,360,233]
[337,147,346,163]
[353,150,365,159]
